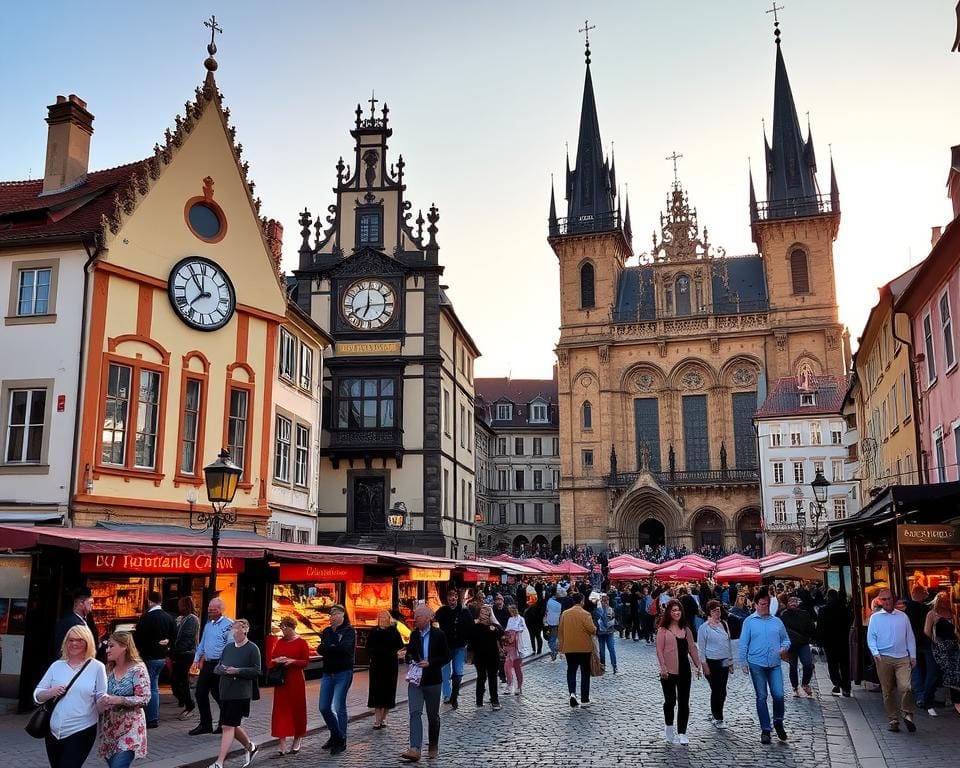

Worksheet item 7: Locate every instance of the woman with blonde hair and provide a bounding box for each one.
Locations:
[98,632,150,768]
[268,616,309,755]
[34,623,108,768]
[366,609,404,728]
[503,603,527,694]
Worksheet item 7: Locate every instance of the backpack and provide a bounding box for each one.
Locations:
[647,597,657,616]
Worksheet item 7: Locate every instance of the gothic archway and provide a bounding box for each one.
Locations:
[691,508,724,548]
[551,535,562,554]
[638,519,666,548]
[736,508,763,552]
[512,535,529,555]
[611,479,684,550]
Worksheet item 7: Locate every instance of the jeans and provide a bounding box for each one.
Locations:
[917,647,941,707]
[661,664,692,733]
[474,659,499,705]
[171,652,194,709]
[565,651,591,701]
[440,646,466,699]
[876,655,915,722]
[106,751,136,768]
[143,658,166,724]
[407,682,441,751]
[44,724,97,768]
[546,626,559,657]
[788,643,815,690]
[195,659,222,727]
[597,633,617,669]
[705,658,730,720]
[318,669,353,742]
[748,663,785,733]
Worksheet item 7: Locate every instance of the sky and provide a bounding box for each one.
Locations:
[2,1,959,378]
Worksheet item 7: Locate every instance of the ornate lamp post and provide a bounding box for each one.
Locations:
[191,449,242,602]
[387,502,407,554]
[810,468,831,538]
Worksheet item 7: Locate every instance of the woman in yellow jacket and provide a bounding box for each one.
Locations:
[557,593,597,707]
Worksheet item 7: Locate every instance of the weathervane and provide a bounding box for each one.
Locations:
[579,19,596,64]
[203,14,223,72]
[766,2,784,44]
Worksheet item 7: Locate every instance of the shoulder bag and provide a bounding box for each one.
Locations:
[590,636,605,677]
[265,664,286,686]
[25,659,92,739]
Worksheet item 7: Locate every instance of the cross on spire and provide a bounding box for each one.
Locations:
[368,90,379,120]
[666,151,684,185]
[579,19,596,63]
[204,14,222,53]
[766,2,784,43]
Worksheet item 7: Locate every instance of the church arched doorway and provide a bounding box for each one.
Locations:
[638,519,665,549]
[551,535,562,553]
[692,509,724,548]
[512,535,529,555]
[737,508,763,552]
[531,535,549,557]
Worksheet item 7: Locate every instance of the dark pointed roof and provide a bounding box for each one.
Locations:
[749,164,758,223]
[829,155,840,213]
[763,34,820,217]
[566,58,615,221]
[548,177,558,235]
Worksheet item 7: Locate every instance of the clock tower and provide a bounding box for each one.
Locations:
[294,100,480,557]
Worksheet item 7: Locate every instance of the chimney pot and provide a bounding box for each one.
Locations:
[42,94,94,194]
[932,226,943,247]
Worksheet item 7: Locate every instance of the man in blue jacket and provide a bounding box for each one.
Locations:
[739,588,791,745]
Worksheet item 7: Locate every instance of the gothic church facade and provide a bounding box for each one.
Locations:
[549,25,846,552]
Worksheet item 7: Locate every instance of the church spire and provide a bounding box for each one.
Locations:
[763,14,820,218]
[829,151,840,214]
[567,22,616,225]
[548,175,559,236]
[749,159,758,223]
[623,191,633,244]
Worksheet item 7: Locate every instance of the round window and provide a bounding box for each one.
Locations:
[188,202,223,240]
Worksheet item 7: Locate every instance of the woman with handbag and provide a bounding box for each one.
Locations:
[33,623,108,768]
[468,605,504,710]
[267,616,309,755]
[97,632,150,768]
[366,609,404,729]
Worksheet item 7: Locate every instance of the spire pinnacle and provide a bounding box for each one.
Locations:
[579,19,596,65]
[549,174,558,235]
[766,2,784,45]
[203,14,222,73]
[666,150,684,189]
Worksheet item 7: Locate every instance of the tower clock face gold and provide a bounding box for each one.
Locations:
[342,279,396,330]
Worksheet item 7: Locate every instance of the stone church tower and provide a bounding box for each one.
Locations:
[549,24,845,552]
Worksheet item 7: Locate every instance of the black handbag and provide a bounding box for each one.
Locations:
[266,665,286,686]
[25,659,92,739]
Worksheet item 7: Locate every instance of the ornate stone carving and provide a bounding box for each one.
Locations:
[557,349,568,368]
[599,345,610,364]
[658,341,667,358]
[710,336,720,354]
[578,373,594,388]
[732,366,756,387]
[775,332,788,353]
[681,370,704,390]
[634,372,655,392]
[826,330,840,351]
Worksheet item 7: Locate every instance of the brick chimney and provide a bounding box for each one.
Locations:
[932,226,943,248]
[42,94,94,194]
[265,219,283,272]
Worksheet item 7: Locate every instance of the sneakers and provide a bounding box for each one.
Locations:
[569,694,579,708]
[774,722,788,742]
[514,687,521,695]
[831,686,842,696]
[208,763,223,768]
[330,740,347,756]
[612,666,618,674]
[904,715,916,733]
[673,734,689,746]
[242,742,259,768]
[664,725,676,742]
[712,719,727,729]
[760,730,772,745]
[888,720,900,732]
[580,698,592,707]
[491,702,502,711]
[927,708,939,717]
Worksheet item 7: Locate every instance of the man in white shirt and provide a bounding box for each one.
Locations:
[866,588,917,732]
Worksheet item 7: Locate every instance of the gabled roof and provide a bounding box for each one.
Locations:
[754,375,845,419]
[475,376,559,429]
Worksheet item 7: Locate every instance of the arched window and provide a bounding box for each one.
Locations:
[675,274,691,315]
[790,249,810,294]
[582,401,593,430]
[580,262,595,309]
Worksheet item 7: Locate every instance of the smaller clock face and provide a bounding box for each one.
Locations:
[168,257,236,331]
[342,279,396,330]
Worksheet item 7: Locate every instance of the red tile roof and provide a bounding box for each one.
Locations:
[475,377,559,428]
[0,160,144,244]
[755,375,846,419]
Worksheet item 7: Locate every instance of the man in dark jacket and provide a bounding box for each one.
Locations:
[401,605,450,762]
[317,605,355,755]
[817,589,853,696]
[780,595,818,696]
[903,584,935,708]
[134,590,177,728]
[492,593,510,683]
[53,589,97,658]
[435,589,473,709]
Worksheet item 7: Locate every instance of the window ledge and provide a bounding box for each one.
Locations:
[0,463,50,475]
[173,474,204,488]
[5,313,57,326]
[926,376,938,391]
[945,362,958,378]
[94,464,165,486]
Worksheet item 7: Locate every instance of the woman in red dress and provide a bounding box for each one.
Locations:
[268,616,310,755]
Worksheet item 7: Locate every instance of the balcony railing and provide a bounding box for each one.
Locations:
[606,468,760,488]
[752,193,837,222]
[610,309,769,337]
[328,426,403,451]
[549,210,621,237]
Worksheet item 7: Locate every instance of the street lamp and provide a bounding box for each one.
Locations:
[191,449,242,602]
[795,499,806,553]
[387,501,407,554]
[810,468,830,537]
[474,512,484,557]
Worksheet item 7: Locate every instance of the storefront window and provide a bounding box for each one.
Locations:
[272,581,339,651]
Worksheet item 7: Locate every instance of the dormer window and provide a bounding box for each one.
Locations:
[357,206,383,247]
[800,393,816,407]
[496,403,512,421]
[531,402,548,423]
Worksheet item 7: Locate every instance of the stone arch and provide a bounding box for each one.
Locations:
[573,368,599,391]
[734,506,763,552]
[619,362,667,393]
[550,535,562,553]
[512,535,529,555]
[794,354,823,379]
[772,535,800,554]
[690,507,726,549]
[531,535,549,555]
[667,357,719,391]
[719,355,763,390]
[611,480,684,550]
[579,259,596,308]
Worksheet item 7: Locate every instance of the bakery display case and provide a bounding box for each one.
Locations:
[270,581,339,653]
[88,577,146,640]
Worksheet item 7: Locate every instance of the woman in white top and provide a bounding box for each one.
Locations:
[503,604,527,695]
[698,600,734,729]
[34,623,108,768]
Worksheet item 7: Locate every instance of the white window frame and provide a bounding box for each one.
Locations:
[16,267,53,316]
[773,499,787,524]
[809,422,822,446]
[531,402,548,423]
[279,329,297,380]
[941,291,956,370]
[832,459,844,482]
[833,497,847,520]
[294,423,310,487]
[274,414,291,482]
[773,462,784,484]
[496,403,512,420]
[793,461,805,484]
[299,344,313,390]
[924,312,937,385]
[2,385,50,465]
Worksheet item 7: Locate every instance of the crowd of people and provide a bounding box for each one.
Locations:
[513,542,763,566]
[32,574,959,766]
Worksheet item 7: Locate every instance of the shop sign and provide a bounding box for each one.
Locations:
[897,524,960,546]
[80,553,241,574]
[462,569,490,583]
[407,568,450,581]
[336,341,402,356]
[278,564,364,582]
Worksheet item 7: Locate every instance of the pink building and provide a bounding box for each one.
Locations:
[896,145,960,483]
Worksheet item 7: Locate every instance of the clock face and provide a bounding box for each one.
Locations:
[167,257,236,331]
[342,279,396,330]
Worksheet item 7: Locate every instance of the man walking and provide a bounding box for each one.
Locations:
[401,605,450,762]
[816,589,853,696]
[558,593,597,707]
[134,590,177,728]
[780,595,817,697]
[903,584,934,710]
[189,597,234,735]
[53,589,97,656]
[867,589,918,733]
[544,588,564,660]
[435,588,472,709]
[739,589,791,745]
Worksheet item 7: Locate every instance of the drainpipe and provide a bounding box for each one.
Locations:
[68,236,101,524]
[891,312,924,483]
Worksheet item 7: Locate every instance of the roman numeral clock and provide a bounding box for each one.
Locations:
[341,278,395,330]
[167,256,236,331]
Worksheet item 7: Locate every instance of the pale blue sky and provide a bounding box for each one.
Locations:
[2,1,958,377]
